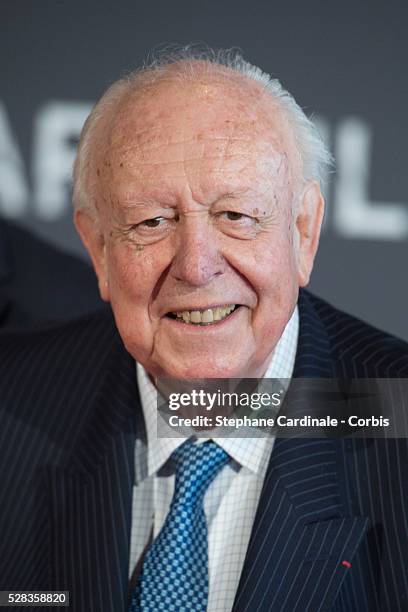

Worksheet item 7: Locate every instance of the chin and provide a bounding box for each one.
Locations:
[160,356,252,380]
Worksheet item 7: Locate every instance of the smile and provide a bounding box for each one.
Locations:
[167,304,239,325]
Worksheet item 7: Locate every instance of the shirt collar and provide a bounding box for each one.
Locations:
[136,305,299,479]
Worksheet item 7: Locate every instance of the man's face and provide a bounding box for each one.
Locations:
[77,75,323,379]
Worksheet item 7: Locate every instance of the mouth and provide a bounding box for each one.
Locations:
[166,304,241,326]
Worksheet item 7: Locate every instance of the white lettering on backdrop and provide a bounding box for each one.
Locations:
[0,101,407,240]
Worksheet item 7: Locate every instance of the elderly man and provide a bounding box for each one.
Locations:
[0,48,407,612]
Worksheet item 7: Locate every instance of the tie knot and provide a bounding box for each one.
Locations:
[171,440,229,506]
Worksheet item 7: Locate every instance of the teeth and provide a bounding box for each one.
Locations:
[190,311,201,323]
[173,305,236,325]
[213,307,223,321]
[201,309,214,323]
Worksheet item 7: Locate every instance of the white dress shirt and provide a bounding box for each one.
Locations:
[129,306,299,611]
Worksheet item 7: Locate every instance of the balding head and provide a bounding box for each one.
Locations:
[73,47,331,218]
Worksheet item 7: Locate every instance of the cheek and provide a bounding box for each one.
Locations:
[245,238,298,336]
[245,234,298,294]
[104,244,166,364]
[105,243,160,304]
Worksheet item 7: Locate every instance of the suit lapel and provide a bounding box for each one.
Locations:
[233,290,370,612]
[47,338,139,612]
[232,436,369,612]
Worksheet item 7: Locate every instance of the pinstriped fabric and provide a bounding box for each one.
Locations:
[301,295,408,610]
[49,431,135,612]
[0,290,407,611]
[0,311,138,611]
[306,291,408,378]
[332,437,408,612]
[232,290,408,612]
[234,291,343,612]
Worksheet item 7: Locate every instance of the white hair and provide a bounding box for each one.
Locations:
[73,44,333,213]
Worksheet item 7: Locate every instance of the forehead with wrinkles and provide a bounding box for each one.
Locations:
[92,69,301,209]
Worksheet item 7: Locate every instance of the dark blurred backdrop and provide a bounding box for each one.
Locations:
[1,0,407,339]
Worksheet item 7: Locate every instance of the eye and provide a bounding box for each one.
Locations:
[139,216,166,228]
[123,214,176,245]
[219,211,254,224]
[216,209,259,240]
[225,211,246,221]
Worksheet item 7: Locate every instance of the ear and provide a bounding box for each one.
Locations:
[295,181,325,287]
[74,209,110,301]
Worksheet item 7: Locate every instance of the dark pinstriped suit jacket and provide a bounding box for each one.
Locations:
[0,289,408,612]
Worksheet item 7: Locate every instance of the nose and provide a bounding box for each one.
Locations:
[170,216,225,287]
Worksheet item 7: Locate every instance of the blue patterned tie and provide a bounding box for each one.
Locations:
[129,440,229,611]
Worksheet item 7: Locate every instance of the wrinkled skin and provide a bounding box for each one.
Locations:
[76,69,324,379]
